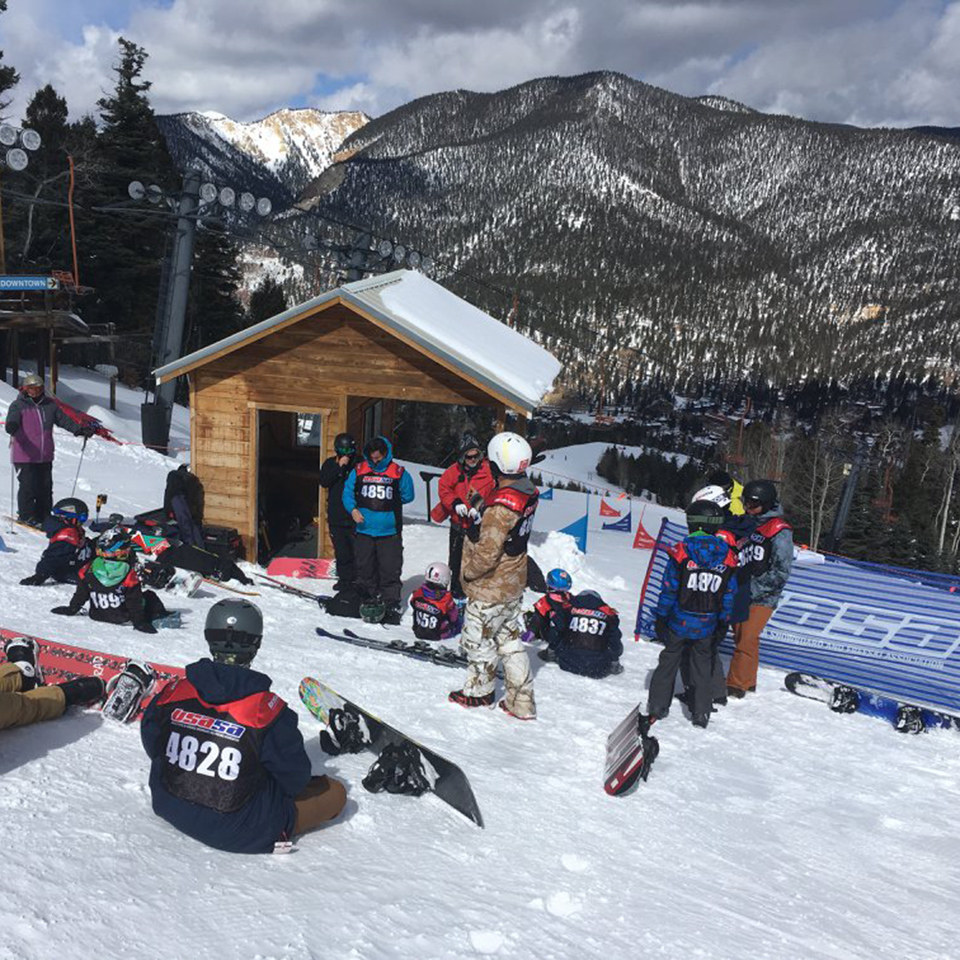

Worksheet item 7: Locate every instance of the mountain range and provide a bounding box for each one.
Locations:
[157,73,960,395]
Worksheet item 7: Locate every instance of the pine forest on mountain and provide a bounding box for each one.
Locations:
[1,27,959,576]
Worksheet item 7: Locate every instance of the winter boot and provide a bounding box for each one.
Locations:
[448,689,495,708]
[726,685,747,700]
[383,602,402,627]
[537,647,558,663]
[3,636,43,690]
[499,699,536,720]
[691,713,710,729]
[57,676,106,707]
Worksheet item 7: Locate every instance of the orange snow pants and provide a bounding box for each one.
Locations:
[726,604,774,693]
[0,663,66,730]
[293,775,348,835]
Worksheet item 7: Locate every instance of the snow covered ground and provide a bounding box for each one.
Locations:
[1,367,958,960]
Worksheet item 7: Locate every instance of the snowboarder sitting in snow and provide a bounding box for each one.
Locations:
[646,500,738,728]
[543,589,623,679]
[141,600,347,854]
[409,562,460,641]
[50,527,169,635]
[19,497,93,587]
[1,636,105,731]
[522,567,574,641]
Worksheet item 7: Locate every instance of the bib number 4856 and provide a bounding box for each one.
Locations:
[165,731,241,780]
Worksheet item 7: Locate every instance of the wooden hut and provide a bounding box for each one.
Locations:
[154,270,561,562]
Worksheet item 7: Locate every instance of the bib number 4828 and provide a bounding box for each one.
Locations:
[165,731,242,780]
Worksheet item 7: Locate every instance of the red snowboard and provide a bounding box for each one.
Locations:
[265,557,336,579]
[0,627,185,721]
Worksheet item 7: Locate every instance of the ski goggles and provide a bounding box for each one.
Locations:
[53,507,88,523]
[335,443,356,455]
[97,543,131,559]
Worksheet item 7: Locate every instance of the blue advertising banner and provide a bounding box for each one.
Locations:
[635,519,960,713]
[0,276,59,291]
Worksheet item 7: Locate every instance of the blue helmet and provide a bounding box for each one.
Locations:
[546,568,572,592]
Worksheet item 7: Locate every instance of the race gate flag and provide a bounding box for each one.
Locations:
[539,487,554,500]
[634,519,960,713]
[558,493,589,553]
[632,506,656,550]
[599,498,621,518]
[602,509,632,532]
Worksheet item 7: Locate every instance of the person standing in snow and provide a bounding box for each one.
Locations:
[726,479,793,699]
[319,432,358,593]
[449,432,539,720]
[141,600,347,854]
[341,436,415,625]
[646,500,738,727]
[5,373,93,526]
[437,434,496,599]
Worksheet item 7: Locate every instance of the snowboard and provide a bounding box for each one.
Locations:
[316,627,468,669]
[266,557,336,580]
[603,704,659,795]
[299,676,483,828]
[784,672,960,734]
[0,627,185,721]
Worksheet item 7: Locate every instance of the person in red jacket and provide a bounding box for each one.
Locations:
[437,434,496,599]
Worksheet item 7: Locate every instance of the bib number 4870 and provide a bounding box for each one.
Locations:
[165,731,241,780]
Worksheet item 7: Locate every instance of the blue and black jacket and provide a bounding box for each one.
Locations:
[341,437,415,538]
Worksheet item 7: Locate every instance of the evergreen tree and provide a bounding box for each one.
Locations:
[247,276,288,325]
[0,1,18,118]
[184,225,244,351]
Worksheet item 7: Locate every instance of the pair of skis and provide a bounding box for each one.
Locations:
[315,627,469,669]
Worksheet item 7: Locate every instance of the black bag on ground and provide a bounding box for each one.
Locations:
[322,589,361,619]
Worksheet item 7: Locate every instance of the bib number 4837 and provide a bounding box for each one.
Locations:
[165,731,241,780]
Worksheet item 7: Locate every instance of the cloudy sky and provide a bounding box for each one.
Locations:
[1,0,958,127]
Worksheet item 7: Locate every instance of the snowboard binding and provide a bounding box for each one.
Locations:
[829,685,860,714]
[362,741,433,796]
[894,705,925,735]
[320,705,370,755]
[102,660,156,723]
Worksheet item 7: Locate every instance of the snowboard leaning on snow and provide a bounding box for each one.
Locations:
[784,672,960,734]
[0,627,184,721]
[604,704,659,796]
[299,676,484,828]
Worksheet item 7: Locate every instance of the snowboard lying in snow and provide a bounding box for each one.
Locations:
[299,676,483,827]
[266,557,336,580]
[603,704,659,795]
[784,672,960,735]
[0,627,184,721]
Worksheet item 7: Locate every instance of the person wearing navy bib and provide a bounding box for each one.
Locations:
[141,600,347,854]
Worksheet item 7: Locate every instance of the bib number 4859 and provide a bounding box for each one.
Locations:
[165,731,241,780]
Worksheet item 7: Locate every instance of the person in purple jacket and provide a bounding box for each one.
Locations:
[5,374,93,526]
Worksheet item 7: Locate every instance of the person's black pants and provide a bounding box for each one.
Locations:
[15,462,53,523]
[329,525,356,590]
[648,628,712,719]
[448,525,466,599]
[354,534,403,604]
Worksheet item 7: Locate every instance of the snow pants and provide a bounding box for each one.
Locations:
[293,775,348,836]
[0,663,65,730]
[329,525,356,591]
[448,525,466,599]
[15,462,53,524]
[647,628,712,719]
[460,597,536,718]
[354,533,403,605]
[681,624,728,702]
[727,604,774,693]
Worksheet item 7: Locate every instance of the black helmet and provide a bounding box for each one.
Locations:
[334,433,357,457]
[707,470,734,492]
[53,497,89,524]
[742,479,778,512]
[686,500,726,535]
[96,526,132,559]
[204,599,263,667]
[574,589,603,607]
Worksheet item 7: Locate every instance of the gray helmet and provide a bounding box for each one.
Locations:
[204,599,263,666]
[21,373,43,389]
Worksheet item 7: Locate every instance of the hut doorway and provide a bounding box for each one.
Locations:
[255,406,328,563]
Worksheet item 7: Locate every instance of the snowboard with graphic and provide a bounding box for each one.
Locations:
[0,627,184,721]
[784,672,959,734]
[299,676,483,827]
[603,704,659,795]
[266,557,336,579]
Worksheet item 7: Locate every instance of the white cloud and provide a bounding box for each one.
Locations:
[1,0,959,127]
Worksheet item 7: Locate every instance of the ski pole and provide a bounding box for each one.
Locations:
[71,436,88,498]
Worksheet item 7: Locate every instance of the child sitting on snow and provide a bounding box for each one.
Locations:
[19,498,94,587]
[50,527,170,635]
[522,567,574,641]
[544,589,623,678]
[409,562,460,641]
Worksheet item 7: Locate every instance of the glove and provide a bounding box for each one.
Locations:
[134,621,158,635]
[654,617,669,642]
[51,606,76,616]
[520,629,536,644]
[453,501,469,519]
[20,574,47,586]
[467,507,481,523]
[522,610,535,630]
[78,425,96,439]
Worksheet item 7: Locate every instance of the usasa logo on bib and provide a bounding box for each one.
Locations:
[171,708,245,741]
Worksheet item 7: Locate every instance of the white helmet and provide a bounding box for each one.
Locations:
[487,432,532,476]
[691,484,731,509]
[424,561,451,590]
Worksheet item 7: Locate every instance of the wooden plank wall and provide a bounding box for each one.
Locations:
[190,303,495,558]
